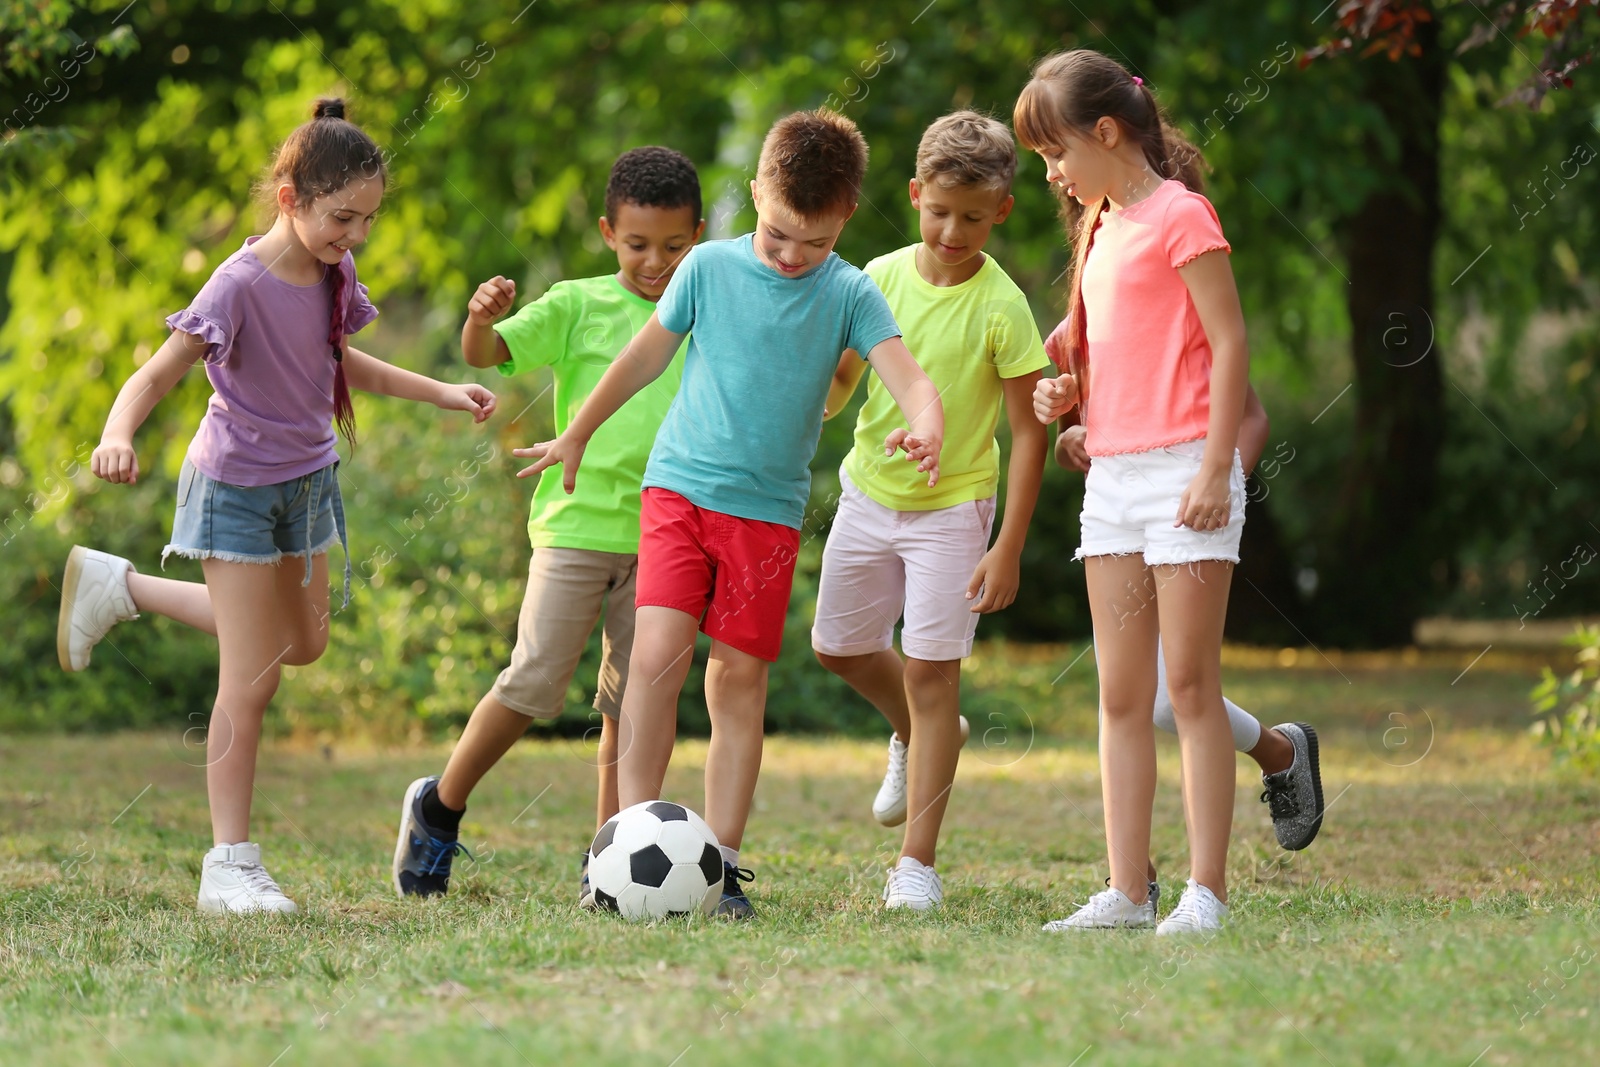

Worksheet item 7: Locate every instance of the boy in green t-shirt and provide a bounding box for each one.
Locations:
[817,112,1049,910]
[392,147,704,904]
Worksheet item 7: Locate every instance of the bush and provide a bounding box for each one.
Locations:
[1530,624,1600,772]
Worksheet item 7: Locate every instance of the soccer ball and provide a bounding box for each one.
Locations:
[588,800,723,920]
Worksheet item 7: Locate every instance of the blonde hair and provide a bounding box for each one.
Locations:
[915,110,1016,190]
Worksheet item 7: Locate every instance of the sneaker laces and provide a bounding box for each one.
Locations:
[722,864,754,897]
[1261,772,1300,819]
[417,835,473,877]
[883,738,907,789]
[1075,886,1136,918]
[892,863,939,898]
[225,860,285,899]
[1165,883,1220,928]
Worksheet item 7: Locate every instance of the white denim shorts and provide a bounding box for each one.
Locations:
[812,470,996,662]
[1077,439,1246,566]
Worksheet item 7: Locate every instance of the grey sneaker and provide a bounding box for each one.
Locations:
[1261,722,1324,851]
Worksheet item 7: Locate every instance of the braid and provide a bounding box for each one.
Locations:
[327,258,357,445]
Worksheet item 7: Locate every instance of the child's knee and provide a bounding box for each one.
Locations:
[1163,665,1219,719]
[903,658,958,706]
[282,627,330,666]
[814,649,853,676]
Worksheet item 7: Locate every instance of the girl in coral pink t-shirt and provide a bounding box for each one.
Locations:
[1015,50,1317,935]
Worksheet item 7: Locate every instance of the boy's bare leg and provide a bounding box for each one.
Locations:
[436,693,532,810]
[596,713,620,829]
[702,639,769,851]
[816,648,911,741]
[900,657,962,866]
[617,606,699,809]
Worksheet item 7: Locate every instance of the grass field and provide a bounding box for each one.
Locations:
[3,643,1597,1066]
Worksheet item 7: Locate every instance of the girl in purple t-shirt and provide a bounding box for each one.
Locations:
[55,98,496,915]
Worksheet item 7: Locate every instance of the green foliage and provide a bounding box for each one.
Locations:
[2,0,1598,727]
[1531,623,1600,770]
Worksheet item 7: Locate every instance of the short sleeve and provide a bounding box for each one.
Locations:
[166,263,244,364]
[1042,316,1071,373]
[655,246,698,335]
[845,273,900,357]
[492,284,575,378]
[988,291,1050,379]
[1163,191,1231,269]
[344,260,379,335]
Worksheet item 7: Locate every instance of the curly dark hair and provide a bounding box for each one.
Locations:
[756,109,868,221]
[604,146,702,222]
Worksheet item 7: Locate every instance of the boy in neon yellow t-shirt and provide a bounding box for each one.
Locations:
[392,148,703,904]
[817,112,1049,910]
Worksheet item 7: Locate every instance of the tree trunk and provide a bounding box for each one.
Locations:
[1316,14,1447,646]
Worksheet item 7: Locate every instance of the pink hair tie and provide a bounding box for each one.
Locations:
[1132,76,1144,86]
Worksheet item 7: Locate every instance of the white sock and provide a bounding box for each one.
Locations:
[720,845,740,867]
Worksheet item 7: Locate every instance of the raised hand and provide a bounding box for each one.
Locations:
[437,382,497,423]
[467,276,517,326]
[1032,375,1078,424]
[513,434,588,493]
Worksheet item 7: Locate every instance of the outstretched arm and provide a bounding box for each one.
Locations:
[343,344,496,422]
[864,335,943,487]
[514,312,685,490]
[92,330,209,484]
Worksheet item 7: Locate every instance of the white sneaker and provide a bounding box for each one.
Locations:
[1155,878,1228,935]
[871,716,970,827]
[197,843,299,915]
[1042,886,1156,930]
[57,546,139,672]
[882,856,943,911]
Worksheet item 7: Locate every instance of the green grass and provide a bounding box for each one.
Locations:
[3,645,1598,1066]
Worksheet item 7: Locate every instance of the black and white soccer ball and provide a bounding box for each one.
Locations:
[587,800,723,920]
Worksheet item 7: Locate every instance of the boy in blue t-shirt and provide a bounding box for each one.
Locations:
[517,109,945,918]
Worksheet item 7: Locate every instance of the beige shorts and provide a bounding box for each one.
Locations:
[812,471,996,663]
[490,547,638,720]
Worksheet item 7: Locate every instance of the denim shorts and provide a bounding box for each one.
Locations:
[163,458,352,607]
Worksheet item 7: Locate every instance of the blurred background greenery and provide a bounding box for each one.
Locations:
[2,1,1597,740]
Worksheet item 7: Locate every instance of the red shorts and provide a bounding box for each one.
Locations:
[636,488,801,663]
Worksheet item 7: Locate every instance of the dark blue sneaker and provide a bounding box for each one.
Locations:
[715,862,755,920]
[579,850,597,910]
[393,776,471,898]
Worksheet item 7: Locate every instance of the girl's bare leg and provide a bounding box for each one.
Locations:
[1084,554,1161,905]
[1154,560,1236,900]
